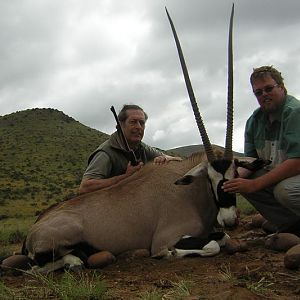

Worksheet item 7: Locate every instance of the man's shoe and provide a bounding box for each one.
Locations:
[251,214,266,228]
[284,220,300,237]
[262,220,278,234]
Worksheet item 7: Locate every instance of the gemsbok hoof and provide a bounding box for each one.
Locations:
[1,255,35,274]
[224,239,248,254]
[63,254,84,272]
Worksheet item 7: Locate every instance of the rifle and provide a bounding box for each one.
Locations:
[110,106,138,166]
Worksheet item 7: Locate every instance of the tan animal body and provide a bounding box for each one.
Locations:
[25,151,218,264]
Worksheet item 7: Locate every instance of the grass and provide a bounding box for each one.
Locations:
[36,270,109,299]
[218,263,238,284]
[0,281,16,300]
[0,217,36,256]
[218,263,276,296]
[0,108,109,219]
[162,280,193,299]
[1,274,194,300]
[246,276,274,294]
[0,271,110,299]
[0,268,278,300]
[137,279,193,300]
[0,218,33,242]
[237,194,257,216]
[137,288,163,300]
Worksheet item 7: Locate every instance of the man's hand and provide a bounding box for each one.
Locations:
[153,155,182,165]
[153,155,168,165]
[125,161,143,176]
[222,178,260,194]
[224,158,300,195]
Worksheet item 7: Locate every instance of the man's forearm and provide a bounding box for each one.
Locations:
[253,158,300,190]
[79,173,130,195]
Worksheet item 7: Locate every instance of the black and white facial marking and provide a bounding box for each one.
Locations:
[208,159,237,227]
[174,158,238,227]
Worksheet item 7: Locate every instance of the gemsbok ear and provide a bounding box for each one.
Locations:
[174,175,194,185]
[234,158,271,171]
[175,163,208,185]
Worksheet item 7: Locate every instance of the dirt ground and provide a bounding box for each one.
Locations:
[2,215,300,299]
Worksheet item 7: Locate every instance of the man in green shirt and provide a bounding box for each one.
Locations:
[79,104,182,194]
[223,66,300,234]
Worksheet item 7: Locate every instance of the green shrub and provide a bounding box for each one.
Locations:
[237,194,257,216]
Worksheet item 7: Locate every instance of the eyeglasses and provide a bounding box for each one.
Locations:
[253,84,278,97]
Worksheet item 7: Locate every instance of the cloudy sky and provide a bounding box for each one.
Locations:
[1,0,300,153]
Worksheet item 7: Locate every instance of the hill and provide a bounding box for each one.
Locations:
[0,108,109,218]
[169,144,243,158]
[0,108,242,219]
[168,144,205,157]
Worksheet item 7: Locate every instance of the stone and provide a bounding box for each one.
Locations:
[224,239,248,254]
[265,233,300,252]
[284,244,300,269]
[118,248,150,259]
[1,255,34,271]
[131,249,150,258]
[251,214,266,228]
[87,251,116,268]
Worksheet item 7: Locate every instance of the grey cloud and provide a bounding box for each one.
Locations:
[1,0,300,153]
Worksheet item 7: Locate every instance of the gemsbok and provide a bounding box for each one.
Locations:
[1,4,268,274]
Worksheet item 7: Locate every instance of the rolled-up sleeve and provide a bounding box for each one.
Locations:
[82,151,112,180]
[284,107,300,159]
[244,117,258,158]
[143,144,164,161]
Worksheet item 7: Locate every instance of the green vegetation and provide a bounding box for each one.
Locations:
[0,271,110,299]
[0,268,278,300]
[0,217,36,256]
[246,276,274,294]
[169,144,243,158]
[218,263,238,284]
[0,108,109,218]
[237,194,257,216]
[137,279,193,300]
[0,108,254,220]
[0,108,109,255]
[137,288,163,300]
[218,263,275,296]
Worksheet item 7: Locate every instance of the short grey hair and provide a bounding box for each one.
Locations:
[117,104,148,122]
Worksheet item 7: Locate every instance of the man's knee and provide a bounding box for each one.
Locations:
[274,178,300,216]
[274,182,289,205]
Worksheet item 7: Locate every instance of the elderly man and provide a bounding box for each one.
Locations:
[223,66,300,234]
[79,104,181,194]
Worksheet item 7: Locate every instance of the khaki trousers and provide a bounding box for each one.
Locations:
[242,169,300,231]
